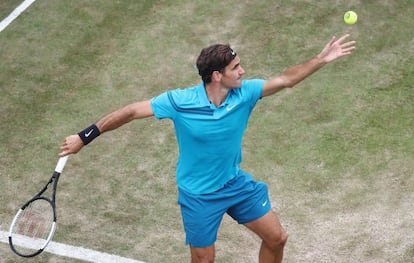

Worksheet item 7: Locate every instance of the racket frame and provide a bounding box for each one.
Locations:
[8,156,68,257]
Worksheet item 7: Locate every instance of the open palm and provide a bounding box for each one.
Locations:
[319,34,356,63]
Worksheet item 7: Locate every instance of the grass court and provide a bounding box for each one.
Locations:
[1,1,413,262]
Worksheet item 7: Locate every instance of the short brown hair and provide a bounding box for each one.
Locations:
[196,44,237,84]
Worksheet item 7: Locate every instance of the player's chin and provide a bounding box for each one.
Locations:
[232,79,242,88]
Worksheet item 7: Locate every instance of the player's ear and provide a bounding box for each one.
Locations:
[211,70,222,82]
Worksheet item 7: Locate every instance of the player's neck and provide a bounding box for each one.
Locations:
[205,83,230,107]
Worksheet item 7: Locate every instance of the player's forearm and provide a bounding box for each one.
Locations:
[262,55,327,97]
[59,101,153,156]
[76,100,153,147]
[96,107,134,133]
[262,55,326,97]
[75,109,133,147]
[280,55,326,88]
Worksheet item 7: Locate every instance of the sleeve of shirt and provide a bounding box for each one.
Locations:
[242,79,266,107]
[150,91,176,120]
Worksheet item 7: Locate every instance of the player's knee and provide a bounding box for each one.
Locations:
[280,230,288,246]
[190,246,215,263]
[267,229,288,250]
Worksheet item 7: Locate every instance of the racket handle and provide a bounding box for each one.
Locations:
[55,156,69,173]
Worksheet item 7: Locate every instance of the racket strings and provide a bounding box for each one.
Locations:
[18,202,53,238]
[10,199,54,255]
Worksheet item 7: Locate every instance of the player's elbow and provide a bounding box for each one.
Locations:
[130,100,154,119]
[279,75,296,89]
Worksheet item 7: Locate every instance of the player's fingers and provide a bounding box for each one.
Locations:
[328,36,336,46]
[336,34,351,44]
[58,150,69,157]
[341,40,356,48]
[343,46,356,53]
[59,145,79,157]
[59,136,75,156]
[59,143,70,156]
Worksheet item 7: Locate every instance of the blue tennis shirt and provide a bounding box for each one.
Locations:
[150,79,265,194]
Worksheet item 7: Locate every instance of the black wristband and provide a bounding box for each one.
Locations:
[78,124,101,145]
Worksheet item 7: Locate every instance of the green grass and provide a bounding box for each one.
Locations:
[1,1,413,262]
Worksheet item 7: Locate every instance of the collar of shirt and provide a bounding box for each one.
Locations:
[196,82,233,110]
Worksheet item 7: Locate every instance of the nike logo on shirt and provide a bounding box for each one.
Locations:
[226,104,237,111]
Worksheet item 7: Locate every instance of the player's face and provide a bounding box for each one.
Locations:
[220,56,245,88]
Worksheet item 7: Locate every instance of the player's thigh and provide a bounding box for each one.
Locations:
[178,188,226,248]
[244,210,288,246]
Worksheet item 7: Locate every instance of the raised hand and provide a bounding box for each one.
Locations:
[318,34,356,63]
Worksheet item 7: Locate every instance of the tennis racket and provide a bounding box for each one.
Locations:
[8,156,69,257]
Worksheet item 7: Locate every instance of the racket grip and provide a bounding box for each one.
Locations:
[55,156,69,173]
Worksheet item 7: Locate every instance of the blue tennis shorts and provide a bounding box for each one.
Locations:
[177,170,271,248]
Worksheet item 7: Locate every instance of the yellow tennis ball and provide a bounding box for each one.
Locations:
[344,11,358,25]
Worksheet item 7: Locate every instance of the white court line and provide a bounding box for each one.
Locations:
[0,231,146,263]
[0,0,36,33]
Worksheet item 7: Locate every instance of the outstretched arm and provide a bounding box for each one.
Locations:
[262,34,356,97]
[59,100,153,157]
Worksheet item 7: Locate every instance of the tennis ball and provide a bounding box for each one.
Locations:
[344,11,358,25]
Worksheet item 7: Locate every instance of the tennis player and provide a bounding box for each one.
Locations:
[59,34,356,263]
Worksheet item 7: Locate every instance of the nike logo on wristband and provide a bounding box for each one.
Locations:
[85,129,93,137]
